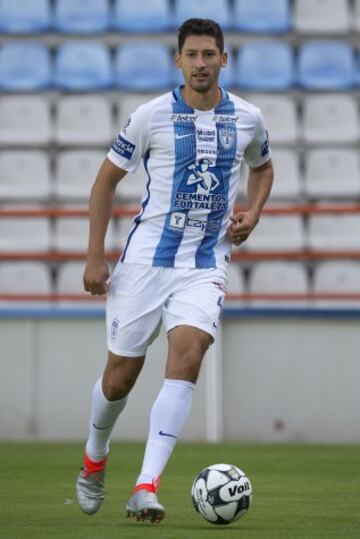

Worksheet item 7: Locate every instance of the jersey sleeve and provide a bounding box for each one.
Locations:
[244,108,271,169]
[107,104,150,173]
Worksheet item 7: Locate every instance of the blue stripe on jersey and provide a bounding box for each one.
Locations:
[195,97,237,268]
[152,99,196,267]
[121,149,151,262]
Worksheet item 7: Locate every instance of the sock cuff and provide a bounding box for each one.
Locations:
[163,378,196,391]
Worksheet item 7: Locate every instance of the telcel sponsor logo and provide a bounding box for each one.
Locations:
[211,114,239,123]
[170,113,198,122]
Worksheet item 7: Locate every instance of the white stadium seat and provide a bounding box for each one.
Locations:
[0,150,51,201]
[0,262,52,294]
[294,0,350,34]
[353,0,360,31]
[302,95,359,144]
[0,215,51,252]
[54,215,116,252]
[248,261,309,306]
[56,261,87,294]
[226,263,246,294]
[0,96,51,145]
[244,215,305,251]
[55,96,113,145]
[245,94,298,144]
[308,215,360,250]
[313,261,360,307]
[304,149,360,199]
[54,150,104,200]
[269,149,302,200]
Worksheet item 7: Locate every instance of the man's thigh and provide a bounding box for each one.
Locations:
[106,262,163,357]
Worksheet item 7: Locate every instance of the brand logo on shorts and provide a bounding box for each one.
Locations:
[111,318,119,340]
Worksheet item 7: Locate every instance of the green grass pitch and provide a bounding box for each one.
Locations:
[1,442,359,539]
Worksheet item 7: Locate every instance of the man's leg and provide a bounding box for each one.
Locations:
[76,351,144,515]
[127,325,212,524]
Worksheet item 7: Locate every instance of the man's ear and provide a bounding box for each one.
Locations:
[221,51,228,68]
[174,51,181,69]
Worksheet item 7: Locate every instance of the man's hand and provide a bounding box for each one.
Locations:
[227,211,259,246]
[83,258,110,296]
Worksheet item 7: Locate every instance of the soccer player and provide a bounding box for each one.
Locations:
[76,18,273,524]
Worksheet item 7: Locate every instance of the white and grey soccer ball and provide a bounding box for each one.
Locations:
[191,463,252,525]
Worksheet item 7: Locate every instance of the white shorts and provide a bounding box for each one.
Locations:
[106,262,227,357]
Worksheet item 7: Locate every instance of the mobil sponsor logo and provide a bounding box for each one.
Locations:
[196,127,216,142]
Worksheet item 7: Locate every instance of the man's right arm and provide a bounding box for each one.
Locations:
[83,158,127,296]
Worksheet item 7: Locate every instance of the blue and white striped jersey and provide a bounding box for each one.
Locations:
[108,87,271,270]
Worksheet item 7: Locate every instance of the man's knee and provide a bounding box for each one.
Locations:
[102,353,145,401]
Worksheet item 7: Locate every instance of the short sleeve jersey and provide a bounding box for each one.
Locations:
[108,87,271,271]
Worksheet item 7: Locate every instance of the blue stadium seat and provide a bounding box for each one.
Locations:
[0,0,50,33]
[54,0,110,33]
[174,0,231,31]
[114,42,172,91]
[113,0,172,32]
[233,0,291,33]
[298,41,354,90]
[54,42,112,91]
[0,42,51,91]
[235,41,294,90]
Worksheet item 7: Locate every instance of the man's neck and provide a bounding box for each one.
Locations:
[181,85,222,111]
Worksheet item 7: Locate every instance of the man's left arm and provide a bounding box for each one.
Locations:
[228,159,273,246]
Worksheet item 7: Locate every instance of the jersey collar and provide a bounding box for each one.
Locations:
[172,85,228,110]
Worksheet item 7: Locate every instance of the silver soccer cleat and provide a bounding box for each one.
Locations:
[126,489,165,524]
[76,462,106,515]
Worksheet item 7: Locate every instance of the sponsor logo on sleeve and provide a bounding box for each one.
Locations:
[111,134,136,160]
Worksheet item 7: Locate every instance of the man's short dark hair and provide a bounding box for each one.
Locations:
[178,18,224,54]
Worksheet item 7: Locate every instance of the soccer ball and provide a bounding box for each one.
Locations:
[191,463,252,525]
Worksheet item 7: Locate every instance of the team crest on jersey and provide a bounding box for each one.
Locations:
[219,127,235,149]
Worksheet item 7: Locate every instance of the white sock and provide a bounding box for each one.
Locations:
[136,378,195,487]
[85,377,127,462]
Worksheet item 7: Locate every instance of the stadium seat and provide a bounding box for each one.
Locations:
[113,0,172,32]
[0,150,51,201]
[313,261,360,306]
[174,0,231,30]
[0,96,51,145]
[233,0,291,33]
[54,215,116,252]
[56,262,88,294]
[298,41,354,90]
[0,0,50,33]
[235,41,294,90]
[243,215,305,251]
[304,149,360,199]
[0,42,51,91]
[54,0,110,33]
[55,96,113,145]
[227,263,246,294]
[0,262,52,294]
[302,95,359,144]
[245,94,298,144]
[0,215,51,252]
[269,149,302,200]
[54,41,112,91]
[294,0,350,34]
[248,261,309,306]
[354,0,360,32]
[54,150,103,201]
[114,42,172,91]
[308,215,360,250]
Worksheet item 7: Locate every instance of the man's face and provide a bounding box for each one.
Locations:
[176,35,227,93]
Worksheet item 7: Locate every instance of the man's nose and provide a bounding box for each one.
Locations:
[194,54,206,68]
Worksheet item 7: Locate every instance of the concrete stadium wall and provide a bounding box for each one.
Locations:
[1,310,359,443]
